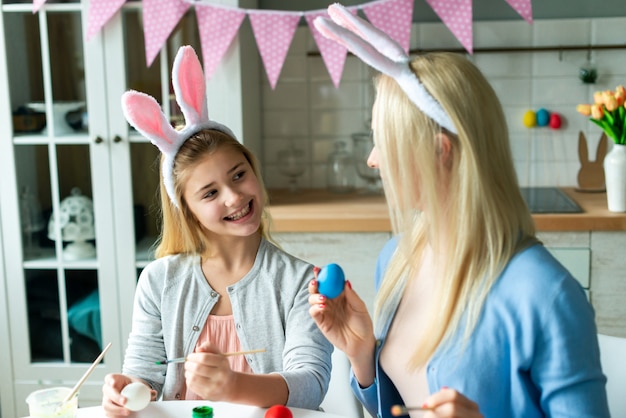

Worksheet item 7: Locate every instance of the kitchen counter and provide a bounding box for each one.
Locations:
[267,188,626,232]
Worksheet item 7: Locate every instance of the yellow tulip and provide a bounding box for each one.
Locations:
[593,91,604,105]
[576,104,591,116]
[616,85,626,96]
[591,104,604,120]
[604,91,618,111]
[616,91,625,107]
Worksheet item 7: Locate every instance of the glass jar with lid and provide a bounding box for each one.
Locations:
[326,141,356,194]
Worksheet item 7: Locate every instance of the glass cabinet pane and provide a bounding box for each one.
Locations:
[16,145,50,259]
[130,142,160,264]
[5,6,86,138]
[53,144,95,261]
[25,268,103,364]
[65,269,102,363]
[26,269,62,362]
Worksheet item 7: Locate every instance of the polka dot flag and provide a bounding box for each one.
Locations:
[426,0,473,54]
[505,0,533,24]
[86,0,126,41]
[248,10,302,90]
[305,7,358,88]
[195,5,247,81]
[143,0,191,67]
[35,0,533,85]
[32,0,46,13]
[363,0,414,54]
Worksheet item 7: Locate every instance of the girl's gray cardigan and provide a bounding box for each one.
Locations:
[122,238,333,410]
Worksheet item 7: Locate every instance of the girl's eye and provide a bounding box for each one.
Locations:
[202,190,217,199]
[234,170,246,181]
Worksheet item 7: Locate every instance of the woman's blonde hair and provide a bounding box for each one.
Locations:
[154,129,272,258]
[373,52,536,369]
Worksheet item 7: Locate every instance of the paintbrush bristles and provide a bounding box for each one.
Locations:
[156,348,266,365]
[390,405,409,416]
[390,404,431,416]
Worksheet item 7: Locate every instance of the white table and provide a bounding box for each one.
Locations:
[44,400,349,418]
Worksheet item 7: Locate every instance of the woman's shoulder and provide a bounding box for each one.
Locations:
[494,243,585,304]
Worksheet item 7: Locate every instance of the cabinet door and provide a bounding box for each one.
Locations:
[0,2,122,414]
[103,5,208,343]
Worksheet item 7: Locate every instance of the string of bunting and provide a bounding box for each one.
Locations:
[32,0,532,89]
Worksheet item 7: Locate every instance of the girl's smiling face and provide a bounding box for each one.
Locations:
[182,145,264,241]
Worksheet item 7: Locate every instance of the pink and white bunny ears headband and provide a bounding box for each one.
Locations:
[314,3,457,135]
[121,45,236,207]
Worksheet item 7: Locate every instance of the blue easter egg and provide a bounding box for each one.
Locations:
[317,263,346,299]
[536,108,550,127]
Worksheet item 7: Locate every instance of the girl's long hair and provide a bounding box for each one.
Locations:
[373,52,536,369]
[154,129,272,258]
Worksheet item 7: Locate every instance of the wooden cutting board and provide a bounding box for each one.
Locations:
[577,131,607,192]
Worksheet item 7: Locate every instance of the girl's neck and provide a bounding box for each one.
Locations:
[202,233,262,275]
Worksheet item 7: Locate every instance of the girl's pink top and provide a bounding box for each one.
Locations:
[184,314,252,400]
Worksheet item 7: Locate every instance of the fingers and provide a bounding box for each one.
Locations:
[101,374,130,417]
[195,341,220,354]
[313,265,321,277]
[422,387,483,418]
[184,354,235,401]
[308,277,320,295]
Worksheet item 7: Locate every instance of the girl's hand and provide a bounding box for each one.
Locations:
[102,374,156,417]
[185,343,238,401]
[422,387,483,418]
[308,270,377,386]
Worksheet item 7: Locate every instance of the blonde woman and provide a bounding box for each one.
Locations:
[308,4,609,418]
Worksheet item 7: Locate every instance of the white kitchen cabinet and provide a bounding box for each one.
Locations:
[0,1,259,416]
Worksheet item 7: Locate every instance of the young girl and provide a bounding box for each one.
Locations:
[101,45,332,417]
[308,4,609,418]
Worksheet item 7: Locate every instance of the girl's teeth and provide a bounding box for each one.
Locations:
[227,203,250,220]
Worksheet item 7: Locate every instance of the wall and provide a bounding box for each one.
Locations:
[259,16,626,190]
[260,0,626,20]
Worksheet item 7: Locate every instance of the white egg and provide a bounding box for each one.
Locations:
[121,382,151,411]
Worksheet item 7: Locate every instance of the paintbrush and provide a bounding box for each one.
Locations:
[63,342,113,403]
[155,348,266,365]
[390,404,433,416]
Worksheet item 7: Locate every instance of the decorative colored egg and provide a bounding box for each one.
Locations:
[121,382,151,411]
[317,263,346,299]
[265,405,293,418]
[549,113,562,129]
[536,108,550,126]
[523,110,536,128]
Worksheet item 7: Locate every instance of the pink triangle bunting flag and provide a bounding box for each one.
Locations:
[32,0,47,13]
[362,0,414,54]
[248,10,301,90]
[86,0,126,41]
[305,7,357,88]
[426,0,473,54]
[143,0,191,67]
[505,0,533,24]
[195,4,247,81]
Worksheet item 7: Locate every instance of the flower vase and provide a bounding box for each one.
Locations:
[603,143,626,212]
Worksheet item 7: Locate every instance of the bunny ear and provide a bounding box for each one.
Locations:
[172,45,208,126]
[314,16,404,80]
[315,2,457,135]
[121,91,180,154]
[121,44,238,208]
[327,3,407,64]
